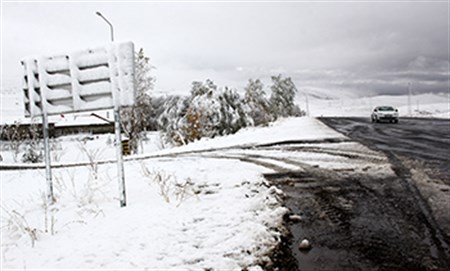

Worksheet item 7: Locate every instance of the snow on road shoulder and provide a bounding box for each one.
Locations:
[1,156,287,270]
[145,117,346,157]
[186,117,346,148]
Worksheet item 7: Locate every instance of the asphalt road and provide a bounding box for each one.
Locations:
[319,117,450,184]
[266,117,450,270]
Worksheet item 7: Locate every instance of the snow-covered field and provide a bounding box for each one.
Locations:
[2,156,287,269]
[1,88,447,269]
[1,116,393,270]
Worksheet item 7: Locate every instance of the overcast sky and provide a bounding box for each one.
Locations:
[1,0,449,97]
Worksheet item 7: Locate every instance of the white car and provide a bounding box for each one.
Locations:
[371,106,399,123]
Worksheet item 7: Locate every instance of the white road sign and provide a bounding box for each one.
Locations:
[21,41,135,117]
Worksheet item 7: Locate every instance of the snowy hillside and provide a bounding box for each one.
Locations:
[299,92,449,119]
[300,87,359,100]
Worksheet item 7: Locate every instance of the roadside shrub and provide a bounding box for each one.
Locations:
[22,145,43,163]
[141,164,199,206]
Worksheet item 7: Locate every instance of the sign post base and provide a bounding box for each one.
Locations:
[114,108,127,207]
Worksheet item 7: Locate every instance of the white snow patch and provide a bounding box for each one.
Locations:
[145,117,346,158]
[1,157,288,269]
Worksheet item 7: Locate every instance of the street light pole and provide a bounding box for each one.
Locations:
[95,11,126,207]
[96,11,114,42]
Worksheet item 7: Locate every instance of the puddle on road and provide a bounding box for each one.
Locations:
[293,246,355,271]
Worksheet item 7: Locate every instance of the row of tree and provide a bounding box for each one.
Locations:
[121,49,304,152]
[156,76,303,145]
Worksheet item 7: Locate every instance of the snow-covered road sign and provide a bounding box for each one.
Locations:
[20,42,135,208]
[21,42,135,117]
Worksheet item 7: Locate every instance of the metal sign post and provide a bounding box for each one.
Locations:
[42,112,54,204]
[114,107,126,207]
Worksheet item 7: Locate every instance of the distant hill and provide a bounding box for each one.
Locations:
[304,92,449,118]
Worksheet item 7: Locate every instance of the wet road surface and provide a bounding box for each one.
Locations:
[266,117,450,270]
[319,117,450,184]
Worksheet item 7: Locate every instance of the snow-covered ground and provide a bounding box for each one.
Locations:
[1,88,447,269]
[1,116,392,270]
[2,156,287,269]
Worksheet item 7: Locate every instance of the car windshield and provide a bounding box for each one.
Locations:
[378,106,395,111]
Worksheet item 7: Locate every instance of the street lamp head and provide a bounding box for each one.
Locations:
[95,11,114,42]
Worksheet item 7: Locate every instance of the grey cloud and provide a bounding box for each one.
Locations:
[1,2,448,97]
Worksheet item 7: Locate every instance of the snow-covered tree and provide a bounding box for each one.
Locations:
[158,80,251,145]
[191,79,217,97]
[187,81,251,139]
[218,87,251,135]
[157,95,190,145]
[269,74,300,119]
[186,80,221,139]
[121,48,155,153]
[157,76,303,145]
[243,79,272,126]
